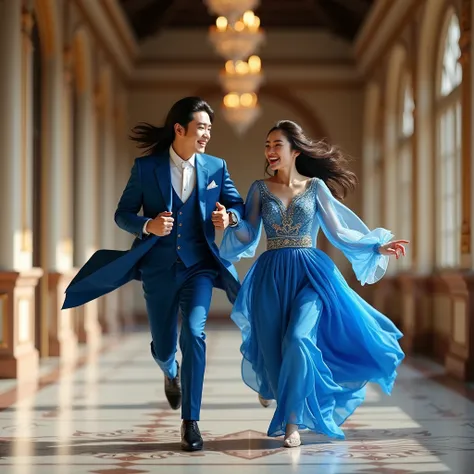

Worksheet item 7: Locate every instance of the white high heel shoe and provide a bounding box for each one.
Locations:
[283,431,301,448]
[258,394,272,408]
[283,424,301,448]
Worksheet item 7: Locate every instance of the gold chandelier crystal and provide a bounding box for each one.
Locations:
[204,0,260,24]
[219,56,264,94]
[222,92,261,135]
[208,11,264,61]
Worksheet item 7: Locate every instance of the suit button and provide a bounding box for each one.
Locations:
[179,223,183,227]
[179,212,183,215]
[177,246,181,250]
[178,234,181,238]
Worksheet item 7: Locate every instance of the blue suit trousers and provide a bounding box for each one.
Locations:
[142,258,218,421]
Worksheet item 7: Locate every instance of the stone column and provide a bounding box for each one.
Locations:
[398,24,430,356]
[0,3,41,380]
[73,49,101,349]
[96,73,121,335]
[115,88,136,329]
[47,45,78,361]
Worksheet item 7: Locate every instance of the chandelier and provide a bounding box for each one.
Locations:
[219,55,264,94]
[208,11,264,61]
[204,0,260,24]
[221,92,261,135]
[205,3,264,136]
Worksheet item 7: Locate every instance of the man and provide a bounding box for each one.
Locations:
[63,97,244,451]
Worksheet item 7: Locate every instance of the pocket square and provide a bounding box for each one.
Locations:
[207,180,218,190]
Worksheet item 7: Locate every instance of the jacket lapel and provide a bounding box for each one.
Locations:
[153,154,172,211]
[196,154,209,221]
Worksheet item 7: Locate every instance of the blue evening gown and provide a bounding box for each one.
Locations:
[220,178,404,439]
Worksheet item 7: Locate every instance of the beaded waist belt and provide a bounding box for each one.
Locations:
[267,236,313,250]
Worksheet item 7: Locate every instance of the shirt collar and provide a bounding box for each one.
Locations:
[169,146,195,169]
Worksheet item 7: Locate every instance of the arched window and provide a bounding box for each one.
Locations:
[437,12,462,267]
[397,72,414,269]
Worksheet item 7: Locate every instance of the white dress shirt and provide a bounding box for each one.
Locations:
[169,145,196,203]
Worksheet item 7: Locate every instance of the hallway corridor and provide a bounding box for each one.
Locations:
[0,325,473,473]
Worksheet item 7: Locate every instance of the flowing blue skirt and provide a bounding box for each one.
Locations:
[231,247,404,439]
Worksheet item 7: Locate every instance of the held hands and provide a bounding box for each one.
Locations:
[147,211,174,236]
[378,240,410,259]
[212,202,229,230]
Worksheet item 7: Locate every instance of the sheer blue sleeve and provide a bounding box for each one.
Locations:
[220,181,263,262]
[316,179,393,285]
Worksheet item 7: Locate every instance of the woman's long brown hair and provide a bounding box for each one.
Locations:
[266,120,358,200]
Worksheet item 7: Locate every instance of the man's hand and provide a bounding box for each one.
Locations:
[147,211,174,236]
[212,202,229,230]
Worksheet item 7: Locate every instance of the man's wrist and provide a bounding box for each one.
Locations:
[143,219,151,235]
[227,211,238,227]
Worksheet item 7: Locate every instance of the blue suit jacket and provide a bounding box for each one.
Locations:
[62,152,244,309]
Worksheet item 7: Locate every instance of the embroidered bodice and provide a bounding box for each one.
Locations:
[256,179,316,250]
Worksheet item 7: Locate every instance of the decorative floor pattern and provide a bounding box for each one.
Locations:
[0,324,473,473]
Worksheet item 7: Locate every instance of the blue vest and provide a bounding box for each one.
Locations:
[157,188,212,269]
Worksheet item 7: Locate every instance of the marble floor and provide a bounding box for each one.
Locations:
[1,324,474,473]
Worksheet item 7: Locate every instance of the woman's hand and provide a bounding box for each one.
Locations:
[378,240,410,259]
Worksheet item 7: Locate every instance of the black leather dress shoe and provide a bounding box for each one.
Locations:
[181,420,203,451]
[164,362,181,410]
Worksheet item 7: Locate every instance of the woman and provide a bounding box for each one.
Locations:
[220,120,407,448]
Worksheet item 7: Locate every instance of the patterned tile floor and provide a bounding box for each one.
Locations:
[0,324,473,473]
